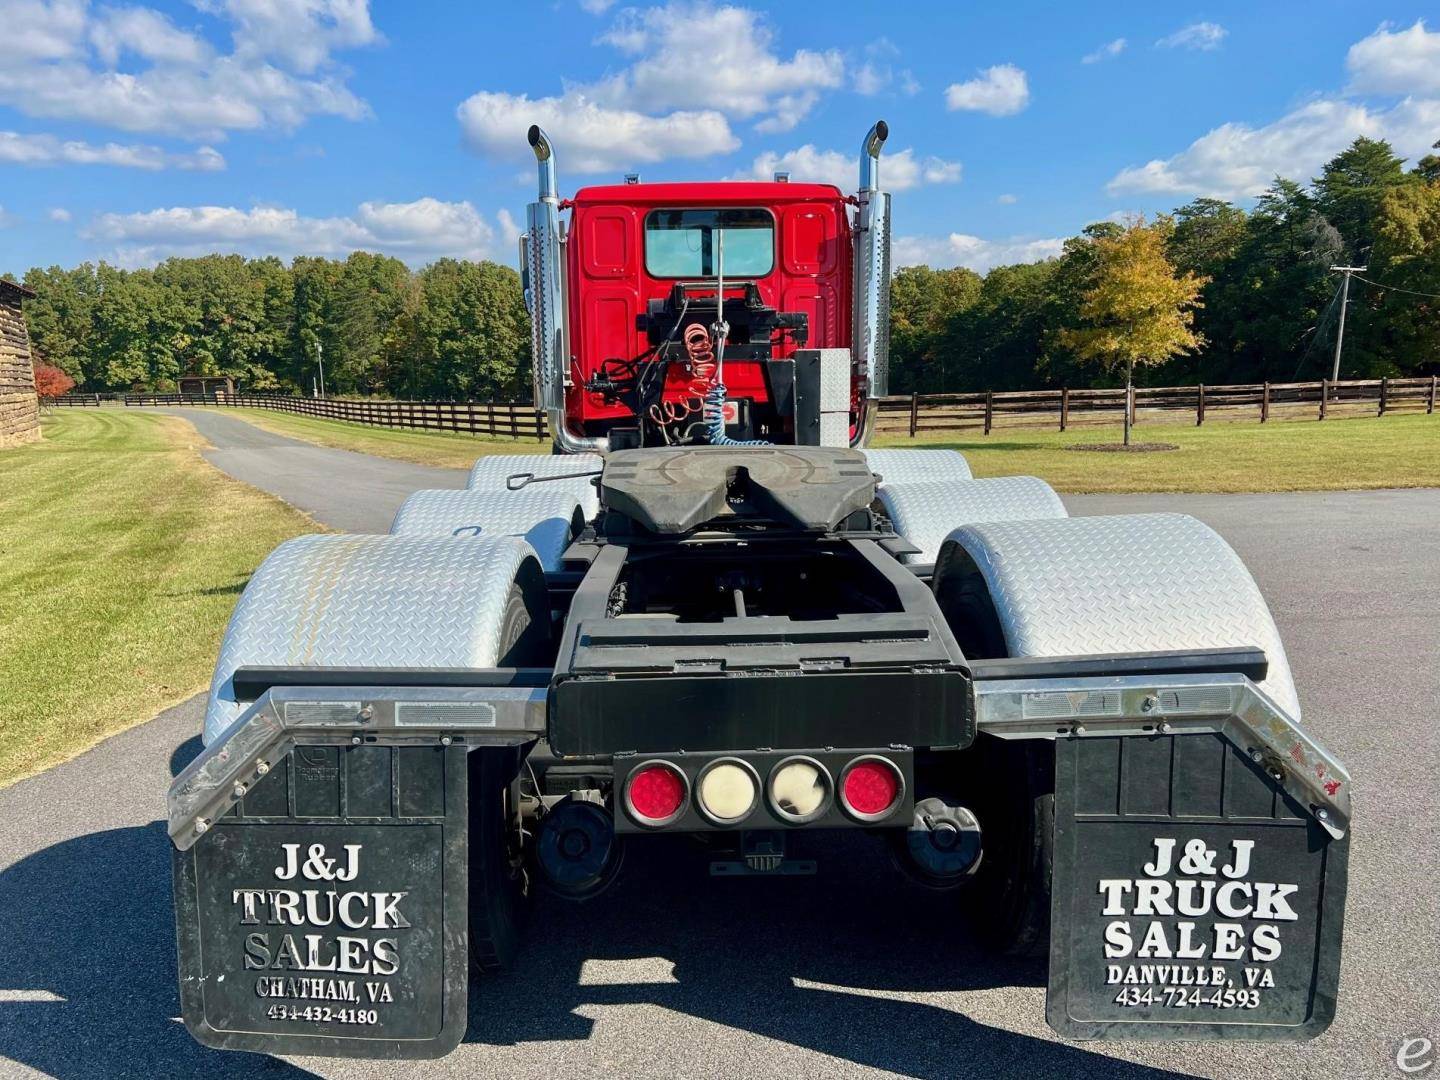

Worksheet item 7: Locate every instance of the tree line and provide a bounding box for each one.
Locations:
[891,137,1440,394]
[17,253,533,400]
[10,136,1438,400]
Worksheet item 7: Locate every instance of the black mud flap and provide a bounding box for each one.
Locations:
[1047,733,1348,1041]
[173,744,469,1058]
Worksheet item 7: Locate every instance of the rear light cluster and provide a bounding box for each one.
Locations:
[623,755,905,828]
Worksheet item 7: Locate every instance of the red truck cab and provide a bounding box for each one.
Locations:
[524,122,892,452]
[565,182,853,436]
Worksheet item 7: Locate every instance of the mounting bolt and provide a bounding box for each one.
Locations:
[194,818,210,836]
[358,705,374,723]
[1315,807,1330,821]
[1073,724,1087,737]
[1249,748,1265,764]
[1157,720,1173,734]
[255,760,270,776]
[233,782,248,798]
[1142,695,1158,712]
[351,735,362,745]
[440,736,453,747]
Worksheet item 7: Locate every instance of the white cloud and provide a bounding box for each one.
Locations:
[6,0,87,62]
[852,37,917,96]
[458,91,736,174]
[944,64,1029,116]
[0,0,375,138]
[855,62,887,96]
[197,0,380,73]
[893,232,1064,274]
[459,2,844,170]
[578,0,616,12]
[997,193,1018,204]
[0,130,225,170]
[85,197,514,266]
[1347,20,1440,95]
[1082,38,1127,64]
[1157,22,1227,51]
[0,206,14,228]
[49,207,72,222]
[736,144,960,191]
[591,3,842,131]
[89,6,211,66]
[1108,93,1440,200]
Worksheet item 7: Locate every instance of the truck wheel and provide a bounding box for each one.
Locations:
[468,746,530,974]
[934,511,1304,957]
[470,580,548,975]
[959,737,1054,958]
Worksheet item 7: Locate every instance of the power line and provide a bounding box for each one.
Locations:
[1351,274,1440,301]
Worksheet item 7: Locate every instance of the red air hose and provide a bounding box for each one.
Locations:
[648,322,717,426]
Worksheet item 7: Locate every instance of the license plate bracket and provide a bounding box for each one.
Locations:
[173,744,469,1058]
[1047,732,1348,1041]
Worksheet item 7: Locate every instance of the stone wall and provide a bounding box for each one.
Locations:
[0,281,39,447]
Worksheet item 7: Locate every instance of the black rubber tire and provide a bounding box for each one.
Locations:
[933,554,1054,958]
[958,736,1055,958]
[469,575,548,976]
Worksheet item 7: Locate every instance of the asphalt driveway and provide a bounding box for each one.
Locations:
[1,411,1435,1079]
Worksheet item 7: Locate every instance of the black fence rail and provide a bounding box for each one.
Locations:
[876,376,1440,435]
[106,392,549,441]
[52,375,1437,439]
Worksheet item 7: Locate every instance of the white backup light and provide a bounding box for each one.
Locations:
[769,758,829,821]
[696,760,758,824]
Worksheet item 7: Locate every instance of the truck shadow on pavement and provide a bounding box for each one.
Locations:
[0,737,1188,1079]
[468,833,1192,1079]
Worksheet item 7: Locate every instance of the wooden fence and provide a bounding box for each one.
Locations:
[875,376,1439,436]
[110,392,549,441]
[51,375,1438,439]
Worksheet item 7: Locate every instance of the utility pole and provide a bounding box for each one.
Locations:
[1329,265,1366,385]
[314,339,327,399]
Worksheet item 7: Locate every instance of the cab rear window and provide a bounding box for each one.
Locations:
[644,208,775,278]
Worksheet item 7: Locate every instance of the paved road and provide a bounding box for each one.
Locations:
[157,407,468,532]
[1,412,1436,1079]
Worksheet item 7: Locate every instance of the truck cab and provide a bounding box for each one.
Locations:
[523,123,890,452]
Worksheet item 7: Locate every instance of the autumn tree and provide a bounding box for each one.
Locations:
[32,361,75,400]
[1063,217,1206,445]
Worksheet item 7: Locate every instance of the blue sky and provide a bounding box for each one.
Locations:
[2,1,1437,277]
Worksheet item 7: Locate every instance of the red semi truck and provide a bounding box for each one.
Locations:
[170,121,1350,1058]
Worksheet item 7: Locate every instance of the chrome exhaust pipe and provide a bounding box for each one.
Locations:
[851,120,892,447]
[524,125,609,455]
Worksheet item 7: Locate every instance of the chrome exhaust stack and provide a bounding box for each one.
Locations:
[851,120,892,447]
[523,125,609,455]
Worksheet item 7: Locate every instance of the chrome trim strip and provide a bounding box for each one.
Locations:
[168,684,547,849]
[974,673,1352,838]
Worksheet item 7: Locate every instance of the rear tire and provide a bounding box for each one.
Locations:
[934,559,1053,958]
[958,737,1054,958]
[469,578,548,975]
[468,747,530,974]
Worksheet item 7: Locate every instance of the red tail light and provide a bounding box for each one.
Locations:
[840,756,903,821]
[624,761,688,826]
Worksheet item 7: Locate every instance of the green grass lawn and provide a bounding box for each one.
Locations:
[0,410,317,786]
[876,412,1440,492]
[222,406,542,469]
[214,404,1440,493]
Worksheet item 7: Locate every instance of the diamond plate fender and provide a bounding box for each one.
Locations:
[204,534,544,743]
[879,476,1067,564]
[389,489,583,572]
[861,447,972,486]
[467,453,602,520]
[934,514,1301,718]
